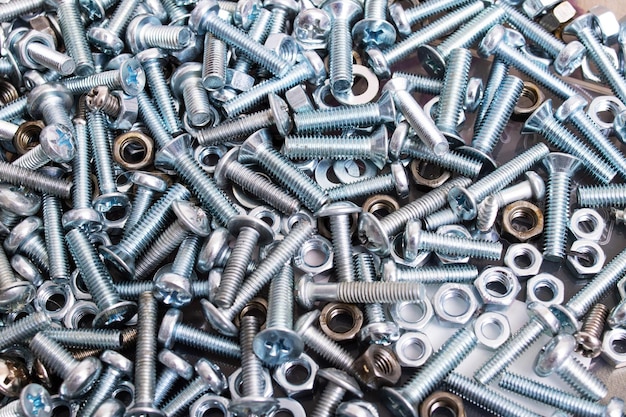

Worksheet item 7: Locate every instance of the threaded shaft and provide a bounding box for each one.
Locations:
[216,228,259,308]
[311,384,346,417]
[232,9,272,74]
[0,160,72,198]
[266,264,295,329]
[365,0,385,20]
[418,231,502,259]
[437,48,472,134]
[578,184,626,207]
[134,292,158,406]
[0,58,14,75]
[107,0,141,35]
[0,96,27,122]
[0,399,21,417]
[182,80,212,127]
[355,253,385,324]
[327,174,394,202]
[329,18,353,94]
[22,236,49,272]
[162,0,187,24]
[300,326,355,373]
[543,172,571,260]
[79,366,123,417]
[310,281,426,304]
[126,188,155,232]
[143,61,181,134]
[559,356,607,400]
[423,208,460,231]
[406,0,473,26]
[13,145,49,170]
[0,312,50,351]
[57,0,94,76]
[171,234,200,277]
[0,0,44,22]
[202,34,227,90]
[0,245,17,287]
[330,215,355,283]
[283,134,374,160]
[394,89,448,155]
[62,71,122,94]
[41,102,73,130]
[162,376,211,417]
[134,222,187,280]
[240,315,265,397]
[136,90,173,147]
[294,103,382,132]
[43,194,70,282]
[404,142,482,178]
[476,58,509,124]
[155,369,179,406]
[26,42,75,75]
[173,324,241,358]
[394,72,443,95]
[30,333,78,378]
[88,110,117,194]
[72,121,92,209]
[579,304,608,340]
[44,328,122,349]
[394,264,478,283]
[502,4,564,59]
[475,196,499,232]
[117,281,213,300]
[144,26,191,50]
[196,109,273,145]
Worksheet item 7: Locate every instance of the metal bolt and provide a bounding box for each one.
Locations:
[0,383,52,417]
[578,184,626,207]
[30,332,102,399]
[312,369,363,417]
[576,304,609,358]
[86,0,141,55]
[154,350,193,407]
[61,57,146,96]
[4,217,49,273]
[351,0,394,48]
[327,162,408,202]
[116,277,215,300]
[0,96,27,122]
[26,83,74,142]
[0,185,40,232]
[389,0,474,36]
[54,0,95,75]
[266,0,299,34]
[401,140,482,179]
[42,328,125,350]
[8,29,75,76]
[317,202,361,283]
[382,259,478,285]
[202,33,227,91]
[0,243,35,313]
[476,58,509,125]
[435,48,472,143]
[126,14,193,53]
[0,0,45,22]
[0,312,50,352]
[125,172,167,233]
[40,169,70,283]
[162,0,188,25]
[170,62,212,127]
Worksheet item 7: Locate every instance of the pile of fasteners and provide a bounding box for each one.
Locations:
[0,0,624,415]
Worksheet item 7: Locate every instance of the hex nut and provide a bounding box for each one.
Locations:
[272,353,318,397]
[539,1,576,32]
[319,302,363,341]
[409,160,451,189]
[293,234,334,276]
[590,6,620,45]
[189,394,231,417]
[526,273,565,306]
[504,243,543,277]
[108,91,138,130]
[566,240,606,279]
[502,201,544,242]
[353,345,401,389]
[433,284,479,326]
[393,331,433,367]
[522,0,560,19]
[588,95,626,135]
[264,33,298,65]
[271,398,306,417]
[602,328,626,368]
[229,367,273,399]
[389,295,433,331]
[474,267,521,310]
[474,311,512,350]
[389,234,431,268]
[569,208,605,242]
[513,82,545,122]
[419,391,466,417]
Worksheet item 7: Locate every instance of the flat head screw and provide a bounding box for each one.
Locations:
[435,48,472,144]
[154,349,194,407]
[4,216,49,273]
[311,369,363,417]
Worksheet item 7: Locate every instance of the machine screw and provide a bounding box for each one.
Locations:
[381,259,478,284]
[8,29,75,76]
[61,57,146,96]
[202,33,227,90]
[170,62,212,127]
[0,161,71,199]
[0,383,52,417]
[26,83,74,139]
[401,140,482,179]
[327,162,409,202]
[0,244,35,313]
[42,328,125,350]
[40,169,70,283]
[351,0,395,48]
[266,0,300,35]
[390,0,474,36]
[86,0,141,55]
[154,350,194,407]
[54,0,95,75]
[125,172,167,233]
[435,48,472,142]
[4,217,49,273]
[126,14,193,53]
[578,184,626,207]
[0,0,45,22]
[312,369,363,417]
[476,58,508,125]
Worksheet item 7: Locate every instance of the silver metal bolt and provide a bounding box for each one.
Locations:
[351,0,394,48]
[8,28,75,75]
[154,349,194,407]
[40,168,70,283]
[61,57,146,96]
[54,0,95,75]
[0,244,35,313]
[0,0,45,22]
[476,58,509,125]
[578,184,626,207]
[401,140,482,179]
[312,369,363,417]
[86,0,142,55]
[390,0,474,36]
[125,172,168,233]
[435,48,472,143]
[0,311,50,352]
[0,383,52,417]
[42,328,125,350]
[126,14,193,53]
[327,162,408,202]
[202,33,227,91]
[4,217,49,273]
[171,62,213,128]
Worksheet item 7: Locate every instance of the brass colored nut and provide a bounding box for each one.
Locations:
[419,391,466,417]
[362,194,400,218]
[319,302,364,341]
[502,201,544,242]
[353,345,401,389]
[112,131,155,171]
[409,160,451,189]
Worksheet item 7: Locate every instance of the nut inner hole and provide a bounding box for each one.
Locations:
[509,206,538,232]
[326,306,356,334]
[593,100,620,124]
[284,362,311,385]
[573,245,600,268]
[429,400,458,417]
[441,289,470,317]
[533,281,557,302]
[480,319,503,341]
[399,302,427,322]
[403,338,426,360]
[45,292,66,312]
[517,85,539,109]
[52,403,72,417]
[576,214,599,234]
[199,407,226,417]
[113,386,134,407]
[484,272,513,297]
[301,240,331,268]
[418,161,446,180]
[514,251,533,268]
[611,335,626,354]
[273,410,295,417]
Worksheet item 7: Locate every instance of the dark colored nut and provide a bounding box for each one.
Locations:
[353,345,401,389]
[502,201,544,242]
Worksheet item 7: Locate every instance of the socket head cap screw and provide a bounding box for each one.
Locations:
[294,275,315,310]
[417,45,446,78]
[527,302,560,335]
[228,214,274,244]
[388,3,410,36]
[195,358,227,394]
[534,334,576,377]
[27,83,73,119]
[40,124,75,163]
[268,93,293,137]
[60,357,102,399]
[200,299,238,336]
[4,216,42,254]
[158,308,182,348]
[189,0,219,34]
[548,304,580,334]
[87,27,124,56]
[158,349,193,379]
[555,95,588,122]
[153,264,193,308]
[93,300,138,328]
[352,18,396,49]
[196,227,230,272]
[254,326,304,366]
[554,41,586,76]
[0,281,36,314]
[358,212,390,256]
[381,387,417,417]
[319,368,363,397]
[366,48,390,79]
[100,350,133,375]
[20,383,52,417]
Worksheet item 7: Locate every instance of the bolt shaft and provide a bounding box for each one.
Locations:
[43,329,123,349]
[311,384,347,417]
[404,141,482,178]
[0,0,44,22]
[56,0,95,75]
[294,103,387,133]
[171,234,200,277]
[196,109,274,145]
[266,263,295,329]
[134,292,158,407]
[143,60,181,134]
[355,253,385,324]
[26,42,75,75]
[299,325,355,374]
[476,58,508,124]
[106,0,141,36]
[62,70,128,94]
[0,312,50,351]
[172,323,241,358]
[240,315,265,397]
[283,134,376,161]
[202,33,227,90]
[79,362,126,417]
[30,333,80,379]
[155,369,180,406]
[415,229,503,260]
[327,174,395,202]
[133,219,189,280]
[405,0,473,28]
[578,184,626,207]
[393,264,478,284]
[437,48,472,135]
[88,110,117,195]
[557,356,607,400]
[216,228,261,308]
[43,194,69,282]
[162,375,214,417]
[543,171,573,260]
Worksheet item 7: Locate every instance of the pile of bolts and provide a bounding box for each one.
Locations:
[0,0,625,415]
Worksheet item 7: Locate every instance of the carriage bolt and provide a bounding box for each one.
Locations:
[238,129,328,212]
[500,372,624,417]
[214,147,301,215]
[40,168,70,283]
[578,184,626,207]
[0,0,44,22]
[54,0,95,75]
[535,334,608,400]
[154,350,193,407]
[447,373,541,417]
[476,58,509,125]
[381,327,477,417]
[8,28,75,75]
[171,62,212,127]
[78,351,133,417]
[389,0,474,36]
[201,220,314,336]
[381,259,478,284]
[0,383,52,417]
[0,161,72,198]
[327,162,408,202]
[447,142,549,221]
[125,172,167,233]
[4,217,49,273]
[435,48,472,143]
[312,369,363,417]
[66,228,137,328]
[575,304,609,359]
[401,140,482,178]
[126,14,193,53]
[0,312,50,351]
[523,100,616,185]
[30,333,102,399]
[87,0,141,55]
[158,309,241,358]
[162,358,227,417]
[61,57,146,96]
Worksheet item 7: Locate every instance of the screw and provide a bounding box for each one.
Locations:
[312,369,363,417]
[162,0,188,25]
[162,359,227,417]
[61,57,146,96]
[523,100,617,185]
[4,217,49,273]
[499,372,624,417]
[85,86,138,130]
[435,48,472,143]
[447,142,550,221]
[266,0,299,34]
[0,243,35,313]
[0,184,41,231]
[126,14,193,53]
[401,140,482,179]
[79,351,133,417]
[154,350,194,407]
[0,312,50,351]
[578,184,626,207]
[116,278,215,300]
[30,333,102,399]
[381,258,478,284]
[170,62,212,128]
[0,0,45,22]
[351,0,394,48]
[8,28,75,75]
[535,334,608,401]
[26,83,74,140]
[40,169,70,283]
[0,96,27,122]
[213,147,301,215]
[327,162,408,202]
[446,372,541,417]
[392,72,443,95]
[0,383,52,417]
[475,58,508,125]
[381,327,477,417]
[202,33,227,91]
[54,0,95,75]
[125,172,168,233]
[86,0,142,55]
[42,328,125,349]
[389,0,474,36]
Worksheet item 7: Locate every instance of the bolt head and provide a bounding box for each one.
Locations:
[135,48,166,64]
[94,398,126,417]
[93,301,138,328]
[315,201,361,218]
[548,304,580,334]
[381,387,417,417]
[196,227,230,272]
[359,321,400,345]
[380,258,397,282]
[365,47,390,79]
[527,302,560,335]
[336,401,379,417]
[126,14,160,53]
[554,41,586,76]
[321,0,362,21]
[575,331,603,358]
[118,58,145,96]
[234,0,263,30]
[563,14,595,37]
[124,405,166,417]
[478,24,507,58]
[238,129,272,163]
[391,162,409,199]
[352,19,396,49]
[195,358,227,394]
[59,357,102,399]
[369,126,389,170]
[448,186,478,221]
[294,309,320,335]
[293,8,331,50]
[189,0,219,34]
[172,200,211,236]
[20,384,52,417]
[268,93,293,137]
[158,309,183,348]
[155,134,190,168]
[100,350,133,375]
[555,95,588,123]
[87,26,124,56]
[153,266,193,308]
[417,45,446,78]
[92,192,131,218]
[39,124,75,163]
[0,281,36,313]
[0,184,41,216]
[27,83,73,118]
[62,208,103,232]
[170,62,203,99]
[253,327,304,366]
[158,349,193,379]
[358,212,390,256]
[522,99,553,135]
[213,147,239,189]
[403,219,422,262]
[4,216,42,254]
[99,245,135,276]
[542,152,582,176]
[294,275,315,310]
[606,397,625,417]
[319,368,363,397]
[200,299,238,336]
[534,334,577,377]
[524,171,546,200]
[388,3,410,36]
[131,172,168,192]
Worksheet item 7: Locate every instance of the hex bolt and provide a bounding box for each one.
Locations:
[447,142,550,221]
[359,176,472,256]
[0,0,45,22]
[158,309,241,359]
[201,220,314,337]
[283,126,387,169]
[0,244,35,313]
[61,57,146,96]
[446,372,541,417]
[86,0,142,55]
[476,58,509,125]
[575,304,609,358]
[190,0,291,78]
[435,48,472,141]
[125,292,164,417]
[474,302,563,384]
[401,140,482,178]
[535,334,608,400]
[66,228,137,328]
[312,369,363,417]
[78,351,133,417]
[54,0,95,75]
[8,29,75,75]
[541,152,582,261]
[26,83,74,135]
[390,0,474,36]
[367,2,484,78]
[523,100,617,185]
[0,383,52,417]
[578,184,626,207]
[125,172,168,233]
[238,129,329,212]
[202,33,227,91]
[499,372,624,417]
[162,359,227,417]
[170,62,212,127]
[213,147,301,215]
[478,25,577,100]
[327,162,408,202]
[564,14,626,105]
[293,92,395,134]
[381,259,478,284]
[0,311,50,351]
[196,93,292,145]
[351,0,395,48]
[126,14,192,52]
[381,327,477,417]
[154,350,194,407]
[4,217,49,273]
[29,333,102,399]
[40,169,70,283]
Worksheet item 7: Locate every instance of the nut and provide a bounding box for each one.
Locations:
[319,302,363,341]
[590,6,620,45]
[108,91,138,130]
[538,1,576,32]
[293,234,334,276]
[229,367,273,399]
[273,353,318,397]
[264,33,299,66]
[270,398,306,417]
[602,328,626,368]
[474,311,511,350]
[419,391,466,417]
[353,345,401,389]
[409,160,451,189]
[433,283,479,326]
[502,200,544,242]
[569,208,605,241]
[566,240,606,279]
[474,267,521,310]
[504,243,543,277]
[588,95,626,135]
[189,394,231,417]
[389,297,433,331]
[526,273,565,306]
[522,0,560,19]
[393,331,433,367]
[513,82,545,122]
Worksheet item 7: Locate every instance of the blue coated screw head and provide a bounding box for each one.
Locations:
[352,18,396,49]
[20,383,52,417]
[119,58,146,96]
[153,264,193,308]
[253,326,304,366]
[40,124,76,163]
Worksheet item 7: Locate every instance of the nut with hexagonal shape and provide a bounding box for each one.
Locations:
[522,0,560,19]
[272,353,318,397]
[566,240,606,279]
[590,5,620,45]
[539,1,576,33]
[474,267,521,310]
[602,328,626,368]
[526,273,565,306]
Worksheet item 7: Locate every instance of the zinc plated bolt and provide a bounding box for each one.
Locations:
[162,359,227,417]
[535,334,608,401]
[12,126,75,171]
[170,62,212,127]
[0,161,72,198]
[446,372,542,417]
[435,48,473,142]
[381,259,478,284]
[66,228,137,328]
[381,327,477,417]
[8,28,75,75]
[158,309,241,359]
[202,33,228,91]
[154,350,194,407]
[523,100,616,185]
[351,0,395,48]
[0,184,41,230]
[0,96,27,122]
[4,217,49,273]
[78,351,133,417]
[30,333,102,399]
[40,168,70,283]
[0,311,50,351]
[476,58,509,125]
[392,72,443,95]
[578,184,626,207]
[115,275,219,300]
[400,140,482,178]
[0,0,44,22]
[327,162,409,202]
[87,0,142,55]
[201,220,314,336]
[0,383,52,417]
[312,369,363,417]
[162,0,188,25]
[215,214,274,308]
[61,57,146,96]
[575,304,609,359]
[42,328,125,349]
[126,14,193,53]
[500,372,624,417]
[0,243,35,313]
[389,0,474,36]
[125,172,168,233]
[53,0,95,75]
[26,83,74,133]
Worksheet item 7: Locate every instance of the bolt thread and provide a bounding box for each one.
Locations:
[196,109,273,145]
[93,92,121,118]
[395,89,449,155]
[395,264,479,283]
[41,102,73,130]
[64,72,124,96]
[204,17,290,77]
[543,172,571,260]
[330,215,355,283]
[501,4,564,58]
[0,244,17,287]
[446,372,541,417]
[0,211,18,229]
[268,8,288,34]
[66,228,121,311]
[0,160,72,197]
[134,292,158,405]
[283,134,374,160]
[43,194,70,282]
[23,237,49,273]
[121,326,138,347]
[476,58,509,124]
[254,141,328,212]
[26,42,75,75]
[117,279,213,299]
[472,75,524,154]
[355,253,385,324]
[328,174,394,202]
[172,234,201,277]
[162,376,212,417]
[216,228,259,308]
[312,281,425,304]
[72,349,103,361]
[126,188,155,232]
[404,142,482,178]
[44,328,123,349]
[311,384,346,417]
[134,222,187,280]
[474,319,545,384]
[155,369,180,406]
[79,366,122,417]
[475,196,499,232]
[364,0,385,20]
[183,80,212,126]
[418,230,502,259]
[580,304,609,340]
[423,208,460,231]
[0,399,21,417]
[538,116,616,184]
[136,91,172,147]
[232,9,273,74]
[87,110,117,194]
[227,221,314,321]
[202,34,227,90]
[57,0,95,76]
[294,103,382,133]
[0,58,14,75]
[578,184,626,207]
[173,323,241,358]
[144,61,181,134]
[406,0,473,26]
[266,263,295,329]
[240,315,264,397]
[162,0,187,24]
[30,333,78,378]
[0,96,27,122]
[13,144,49,170]
[499,372,606,417]
[0,0,44,22]
[559,356,607,400]
[393,72,443,95]
[107,0,141,35]
[145,26,191,50]
[329,18,352,93]
[0,311,50,350]
[301,326,355,373]
[437,48,472,133]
